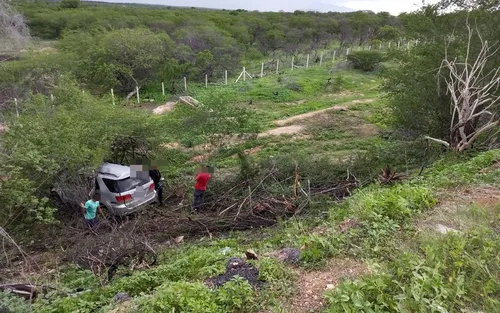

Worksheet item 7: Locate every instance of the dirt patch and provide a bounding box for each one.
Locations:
[287,258,369,313]
[152,102,176,115]
[244,146,263,155]
[418,185,500,232]
[351,99,375,104]
[285,100,308,106]
[350,123,379,137]
[323,91,364,98]
[274,105,351,127]
[258,125,305,138]
[160,142,183,149]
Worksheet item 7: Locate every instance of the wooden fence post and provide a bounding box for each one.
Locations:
[205,74,208,88]
[111,88,115,106]
[136,86,140,104]
[161,82,165,96]
[306,54,309,69]
[346,48,350,56]
[276,59,279,74]
[333,51,336,64]
[291,56,294,71]
[320,53,323,66]
[50,94,54,102]
[243,67,246,81]
[184,77,187,92]
[260,63,264,78]
[225,70,228,85]
[14,98,19,118]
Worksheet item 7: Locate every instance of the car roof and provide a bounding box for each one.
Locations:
[98,163,131,180]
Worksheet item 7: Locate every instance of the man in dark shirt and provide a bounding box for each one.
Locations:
[149,165,163,206]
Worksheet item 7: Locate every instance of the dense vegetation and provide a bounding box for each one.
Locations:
[0,0,499,312]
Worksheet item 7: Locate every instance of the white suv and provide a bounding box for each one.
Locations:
[95,163,157,216]
[55,163,157,216]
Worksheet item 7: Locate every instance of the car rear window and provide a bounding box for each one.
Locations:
[102,177,150,193]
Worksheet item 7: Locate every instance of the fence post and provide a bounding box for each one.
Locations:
[291,56,294,71]
[205,74,208,88]
[389,41,391,49]
[50,94,54,102]
[136,86,140,104]
[379,43,382,50]
[346,48,350,56]
[184,77,187,92]
[407,42,410,49]
[225,70,228,85]
[276,59,279,74]
[260,63,264,78]
[162,82,165,96]
[368,45,372,50]
[333,51,336,64]
[398,41,401,49]
[243,67,246,81]
[14,98,19,118]
[320,53,323,66]
[111,88,115,106]
[306,54,309,69]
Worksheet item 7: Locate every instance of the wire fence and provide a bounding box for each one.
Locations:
[4,40,419,109]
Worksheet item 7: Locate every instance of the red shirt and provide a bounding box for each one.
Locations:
[194,173,211,191]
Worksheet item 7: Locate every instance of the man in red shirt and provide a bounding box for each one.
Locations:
[193,165,212,211]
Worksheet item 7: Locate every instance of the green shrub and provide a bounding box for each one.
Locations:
[347,51,385,72]
[325,230,500,312]
[345,185,437,224]
[137,279,256,313]
[0,291,32,313]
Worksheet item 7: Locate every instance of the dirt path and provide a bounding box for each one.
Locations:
[257,125,305,137]
[274,99,374,127]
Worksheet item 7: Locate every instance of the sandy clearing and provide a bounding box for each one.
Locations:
[152,101,177,115]
[258,125,305,137]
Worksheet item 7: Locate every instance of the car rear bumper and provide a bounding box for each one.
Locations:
[109,191,157,216]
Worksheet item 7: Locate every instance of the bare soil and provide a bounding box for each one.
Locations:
[287,258,369,313]
[152,101,177,115]
[274,105,352,127]
[417,184,500,232]
[258,125,305,137]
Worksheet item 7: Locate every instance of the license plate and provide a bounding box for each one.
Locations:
[135,187,145,198]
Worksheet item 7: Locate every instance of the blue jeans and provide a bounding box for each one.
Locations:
[193,189,205,211]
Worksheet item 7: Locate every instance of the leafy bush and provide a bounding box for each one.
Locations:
[325,230,500,312]
[137,278,255,313]
[347,51,385,72]
[349,185,437,223]
[0,291,32,313]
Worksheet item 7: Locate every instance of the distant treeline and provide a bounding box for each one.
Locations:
[16,0,403,53]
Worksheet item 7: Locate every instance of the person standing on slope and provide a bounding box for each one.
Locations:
[149,164,163,206]
[193,165,212,212]
[80,193,104,228]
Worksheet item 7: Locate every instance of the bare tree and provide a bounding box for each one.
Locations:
[426,21,500,151]
[0,0,30,52]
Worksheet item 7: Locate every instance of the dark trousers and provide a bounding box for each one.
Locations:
[86,218,99,228]
[193,189,205,210]
[155,182,163,204]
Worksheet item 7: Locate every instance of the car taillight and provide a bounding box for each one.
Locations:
[149,183,155,191]
[116,194,133,203]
